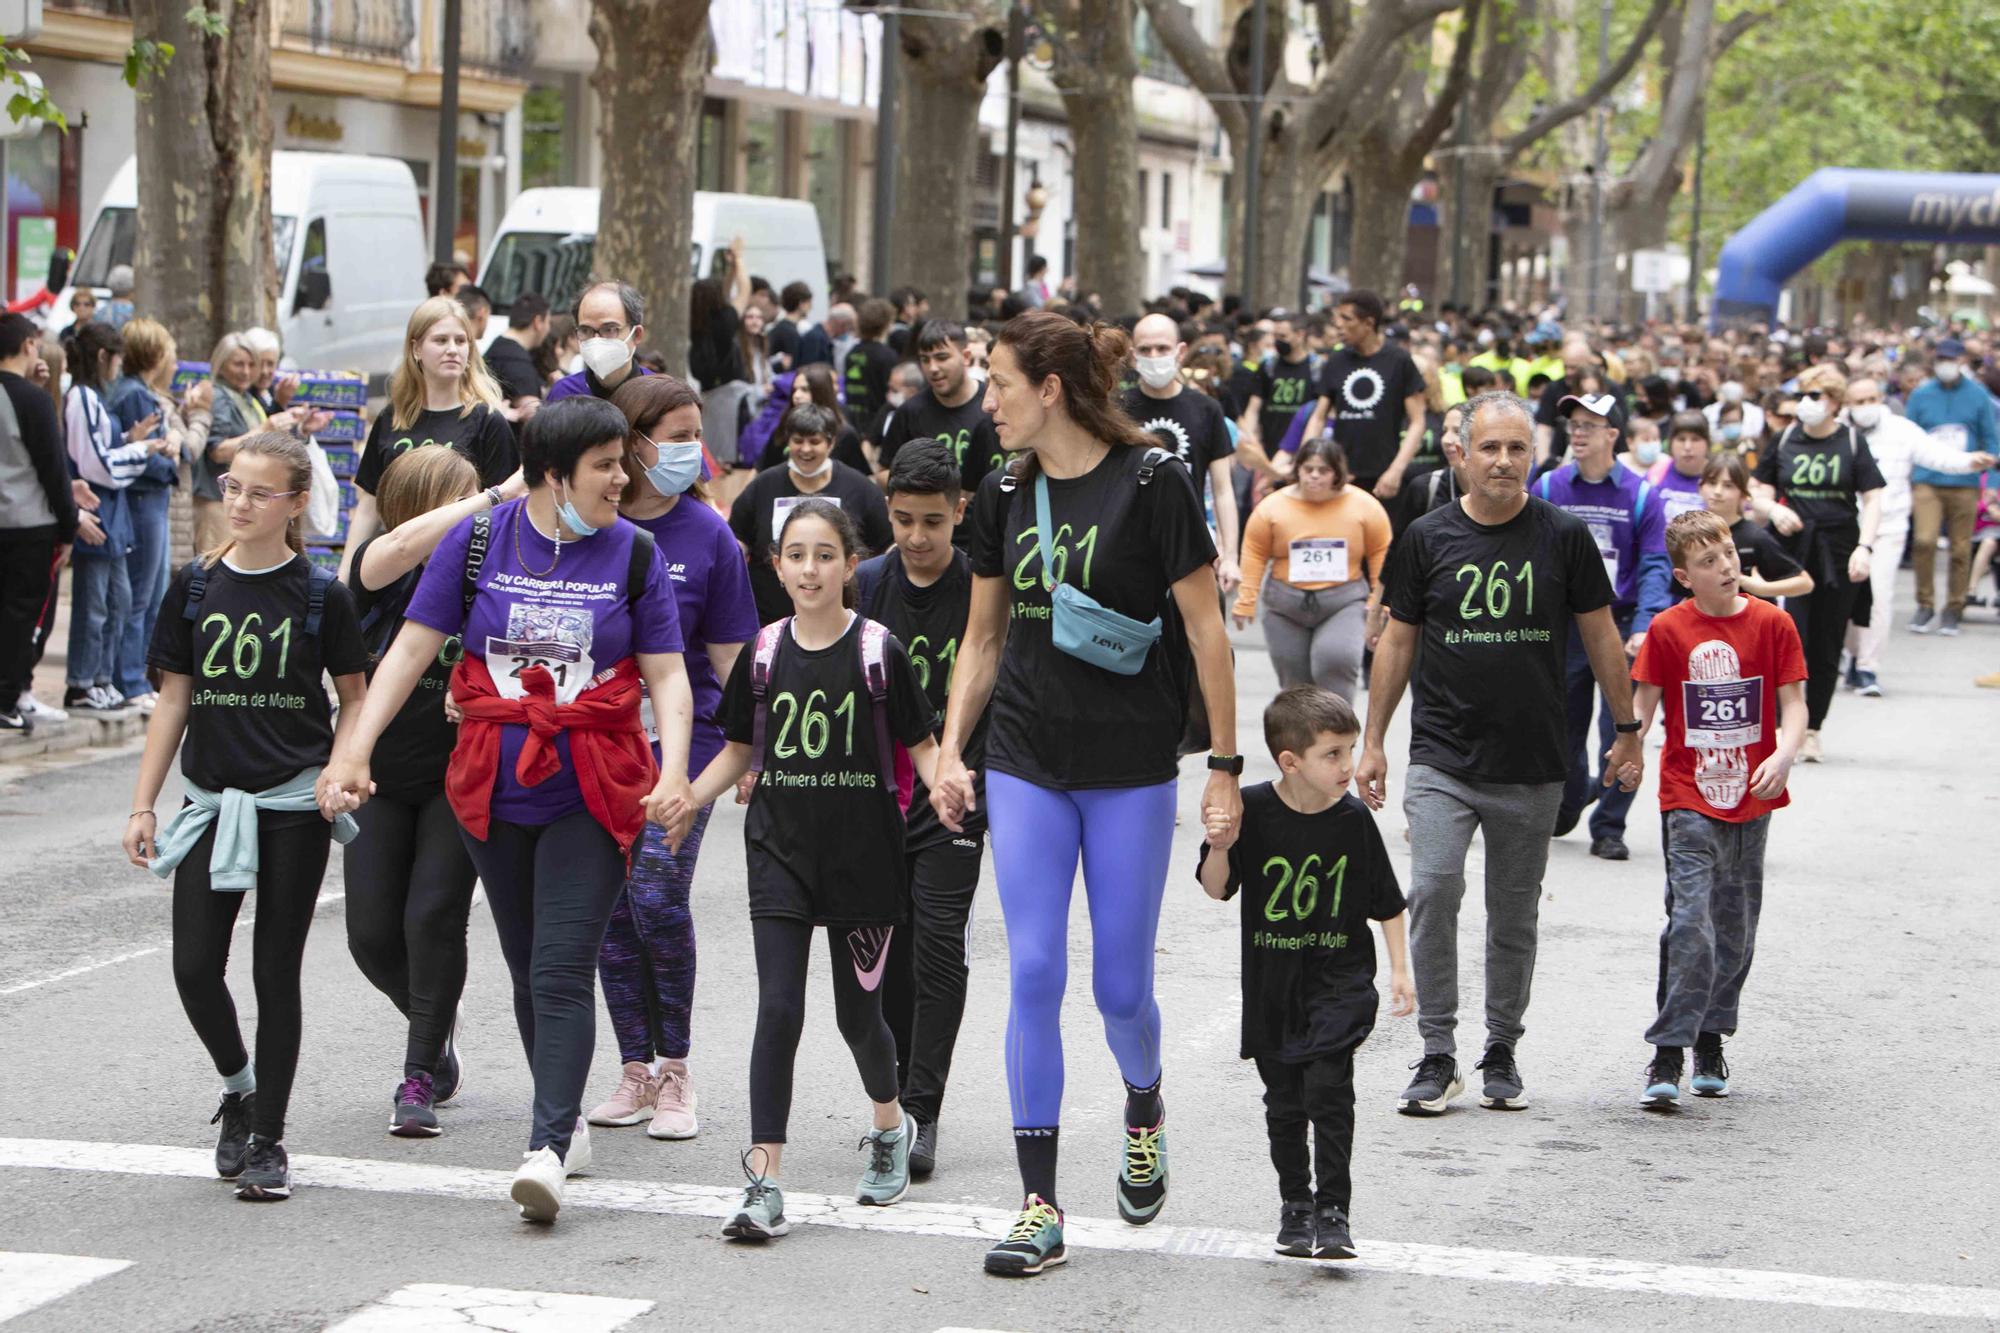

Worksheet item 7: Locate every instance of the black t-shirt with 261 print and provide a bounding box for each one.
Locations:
[968,444,1215,790]
[721,614,934,926]
[356,403,519,495]
[149,556,370,794]
[346,534,463,799]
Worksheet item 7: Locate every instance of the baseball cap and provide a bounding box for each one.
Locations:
[1936,336,1967,360]
[1559,392,1626,432]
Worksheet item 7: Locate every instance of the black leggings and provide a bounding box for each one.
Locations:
[344,788,478,1078]
[881,836,983,1126]
[1255,1050,1357,1212]
[1786,563,1861,731]
[749,916,901,1145]
[458,810,628,1156]
[172,813,332,1141]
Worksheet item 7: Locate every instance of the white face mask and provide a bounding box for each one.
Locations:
[580,332,634,379]
[1936,361,1964,384]
[1794,397,1830,428]
[1660,367,1680,385]
[1135,354,1179,390]
[1720,381,1744,404]
[790,455,833,480]
[1849,403,1884,430]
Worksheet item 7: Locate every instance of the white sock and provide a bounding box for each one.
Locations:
[649,1057,669,1076]
[221,1062,255,1096]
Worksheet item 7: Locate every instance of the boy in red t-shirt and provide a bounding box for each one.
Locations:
[1630,510,1807,1108]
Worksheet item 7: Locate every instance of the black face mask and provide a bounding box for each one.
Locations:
[1275,339,1295,358]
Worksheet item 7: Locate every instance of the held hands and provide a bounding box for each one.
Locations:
[1602,730,1645,793]
[929,754,978,833]
[1846,547,1872,584]
[1748,748,1794,801]
[122,811,157,868]
[1372,467,1405,500]
[1356,744,1389,811]
[1201,770,1243,850]
[1232,613,1251,631]
[644,776,695,852]
[735,771,758,805]
[1387,967,1416,1018]
[315,757,375,820]
[1623,631,1647,659]
[1215,556,1243,596]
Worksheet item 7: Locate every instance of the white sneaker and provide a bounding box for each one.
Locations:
[564,1119,592,1176]
[20,693,67,723]
[511,1146,565,1222]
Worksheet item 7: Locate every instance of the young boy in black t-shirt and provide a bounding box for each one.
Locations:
[1198,686,1412,1262]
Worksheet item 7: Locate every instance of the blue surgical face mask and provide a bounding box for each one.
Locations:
[1721,422,1744,442]
[557,479,606,537]
[644,436,705,497]
[1633,439,1663,466]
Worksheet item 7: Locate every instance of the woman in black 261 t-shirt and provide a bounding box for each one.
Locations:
[124,433,371,1205]
[928,311,1241,1278]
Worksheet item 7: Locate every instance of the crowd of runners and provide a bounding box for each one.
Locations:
[29,272,1990,1271]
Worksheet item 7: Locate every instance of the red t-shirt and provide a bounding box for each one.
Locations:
[1632,595,1807,822]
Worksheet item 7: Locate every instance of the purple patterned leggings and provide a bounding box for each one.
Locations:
[597,804,712,1064]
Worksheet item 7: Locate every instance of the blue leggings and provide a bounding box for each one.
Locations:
[987,770,1178,1128]
[598,804,712,1064]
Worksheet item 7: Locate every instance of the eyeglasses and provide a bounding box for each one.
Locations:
[220,477,301,508]
[1567,422,1616,438]
[575,323,629,341]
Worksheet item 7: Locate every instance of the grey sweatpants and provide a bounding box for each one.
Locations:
[1647,809,1769,1049]
[1403,763,1564,1058]
[1260,578,1370,703]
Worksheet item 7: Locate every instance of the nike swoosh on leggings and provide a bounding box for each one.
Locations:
[848,926,894,992]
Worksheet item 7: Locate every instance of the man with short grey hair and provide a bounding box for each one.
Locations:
[547,281,648,402]
[1359,391,1643,1117]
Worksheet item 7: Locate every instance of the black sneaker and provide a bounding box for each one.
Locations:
[1855,669,1882,697]
[62,685,94,711]
[211,1092,254,1179]
[1314,1204,1357,1260]
[390,1073,440,1137]
[909,1118,938,1179]
[1939,609,1963,636]
[1692,1033,1730,1097]
[434,1016,464,1106]
[1590,835,1630,861]
[0,709,27,734]
[236,1136,290,1201]
[1396,1053,1464,1115]
[1475,1042,1528,1109]
[1274,1199,1315,1258]
[1641,1047,1683,1109]
[1116,1113,1168,1225]
[1909,607,1937,634]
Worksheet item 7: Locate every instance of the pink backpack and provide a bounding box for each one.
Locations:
[748,617,916,817]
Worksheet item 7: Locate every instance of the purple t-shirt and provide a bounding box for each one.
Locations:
[1655,464,1705,523]
[545,363,653,403]
[628,497,760,779]
[405,499,684,825]
[1532,461,1665,611]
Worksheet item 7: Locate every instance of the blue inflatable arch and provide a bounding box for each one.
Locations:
[1711,168,2000,328]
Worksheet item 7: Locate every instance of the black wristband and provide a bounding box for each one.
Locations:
[1614,719,1644,734]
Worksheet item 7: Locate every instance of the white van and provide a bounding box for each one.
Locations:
[478,188,828,327]
[59,152,428,378]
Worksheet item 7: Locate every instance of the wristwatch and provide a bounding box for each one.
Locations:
[1207,752,1244,776]
[1614,719,1644,734]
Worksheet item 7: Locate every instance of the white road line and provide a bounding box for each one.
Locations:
[0,888,347,998]
[2,1137,1994,1320]
[0,1250,132,1325]
[326,1283,651,1333]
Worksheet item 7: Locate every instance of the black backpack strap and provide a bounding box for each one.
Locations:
[304,564,334,637]
[1137,445,1175,485]
[463,511,491,616]
[854,550,896,621]
[626,526,657,607]
[180,560,210,622]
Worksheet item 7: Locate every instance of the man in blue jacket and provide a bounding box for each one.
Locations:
[1535,393,1670,860]
[1904,336,1998,636]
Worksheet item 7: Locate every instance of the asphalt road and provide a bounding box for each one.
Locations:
[1,578,1995,1332]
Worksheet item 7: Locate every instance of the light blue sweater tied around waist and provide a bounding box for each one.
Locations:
[148,767,358,891]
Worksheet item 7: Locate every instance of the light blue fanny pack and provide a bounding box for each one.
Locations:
[1035,472,1161,675]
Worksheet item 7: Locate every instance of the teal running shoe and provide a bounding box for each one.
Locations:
[985,1194,1066,1276]
[722,1151,789,1240]
[857,1115,911,1206]
[1641,1048,1683,1110]
[1691,1034,1730,1097]
[1116,1115,1168,1225]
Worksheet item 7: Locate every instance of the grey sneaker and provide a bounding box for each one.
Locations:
[1909,607,1937,633]
[909,1118,938,1179]
[1939,609,1962,636]
[236,1136,290,1201]
[857,1115,911,1206]
[1396,1053,1463,1116]
[1476,1042,1529,1109]
[723,1152,789,1240]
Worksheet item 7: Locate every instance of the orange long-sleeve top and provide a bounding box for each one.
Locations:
[1234,484,1393,620]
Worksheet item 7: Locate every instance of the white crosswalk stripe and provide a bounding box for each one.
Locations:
[325,1284,652,1332]
[0,1251,131,1325]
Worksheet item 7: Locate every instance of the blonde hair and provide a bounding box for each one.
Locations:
[389,296,504,430]
[1797,362,1848,402]
[120,317,175,381]
[208,332,253,382]
[376,445,480,531]
[198,432,314,568]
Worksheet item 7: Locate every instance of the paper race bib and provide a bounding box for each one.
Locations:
[487,603,596,705]
[1681,676,1763,749]
[1599,546,1619,590]
[1288,537,1349,584]
[772,493,842,533]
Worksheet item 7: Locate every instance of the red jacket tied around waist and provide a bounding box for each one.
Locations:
[446,654,657,855]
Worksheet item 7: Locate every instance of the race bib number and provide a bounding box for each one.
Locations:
[772,493,842,534]
[1681,676,1763,749]
[1289,537,1348,583]
[1930,422,1969,453]
[487,604,596,706]
[1599,546,1619,591]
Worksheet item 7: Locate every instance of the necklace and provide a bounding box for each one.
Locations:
[514,504,561,577]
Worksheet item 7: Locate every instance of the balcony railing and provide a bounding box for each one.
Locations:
[276,0,417,62]
[461,0,533,78]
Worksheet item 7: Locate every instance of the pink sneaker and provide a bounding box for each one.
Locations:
[587,1061,659,1127]
[647,1058,699,1140]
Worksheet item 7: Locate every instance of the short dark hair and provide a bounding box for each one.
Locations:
[1667,408,1710,441]
[575,280,646,329]
[508,292,550,329]
[519,396,629,489]
[1263,685,1360,761]
[1460,365,1498,395]
[0,312,38,359]
[858,298,895,341]
[1026,254,1048,278]
[785,402,838,442]
[780,280,812,313]
[885,436,962,503]
[425,261,467,297]
[456,284,491,317]
[1338,289,1386,329]
[913,319,968,355]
